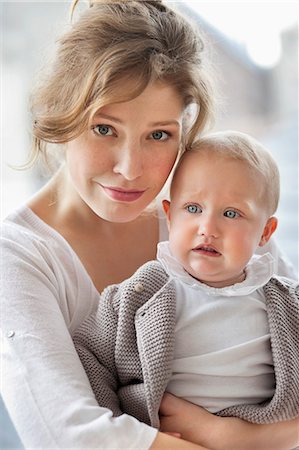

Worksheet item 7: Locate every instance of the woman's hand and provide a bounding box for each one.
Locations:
[159,392,299,450]
[160,392,221,448]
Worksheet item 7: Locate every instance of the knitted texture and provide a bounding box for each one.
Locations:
[217,277,299,423]
[73,263,299,427]
[73,260,176,428]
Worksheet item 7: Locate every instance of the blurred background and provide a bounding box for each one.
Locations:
[1,1,298,447]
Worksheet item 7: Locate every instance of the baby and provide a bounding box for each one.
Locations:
[73,130,299,428]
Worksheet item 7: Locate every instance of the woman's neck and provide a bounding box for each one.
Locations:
[27,167,160,292]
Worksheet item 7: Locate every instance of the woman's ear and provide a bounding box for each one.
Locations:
[162,199,171,228]
[259,216,278,247]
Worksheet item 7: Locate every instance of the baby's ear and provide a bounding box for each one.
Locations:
[162,200,171,227]
[259,216,278,247]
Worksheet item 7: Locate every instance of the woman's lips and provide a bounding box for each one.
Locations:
[99,184,146,202]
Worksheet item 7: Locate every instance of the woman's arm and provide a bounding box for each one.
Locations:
[160,393,299,450]
[1,226,157,449]
[1,226,212,450]
[150,432,210,450]
[211,416,299,450]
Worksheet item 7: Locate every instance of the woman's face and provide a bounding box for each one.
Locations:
[65,81,184,222]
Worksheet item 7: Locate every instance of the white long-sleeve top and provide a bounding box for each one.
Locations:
[1,205,159,449]
[0,204,296,449]
[157,243,276,413]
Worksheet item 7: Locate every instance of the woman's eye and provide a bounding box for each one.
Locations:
[224,210,240,219]
[151,130,169,141]
[186,204,202,214]
[92,124,113,136]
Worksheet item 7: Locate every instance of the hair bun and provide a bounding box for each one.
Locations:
[71,0,166,26]
[90,0,163,6]
[88,0,167,14]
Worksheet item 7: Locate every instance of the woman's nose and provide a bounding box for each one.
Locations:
[113,140,143,180]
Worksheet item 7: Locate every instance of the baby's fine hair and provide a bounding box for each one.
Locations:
[30,0,214,166]
[172,130,280,215]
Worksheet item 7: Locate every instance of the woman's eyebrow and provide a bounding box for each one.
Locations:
[149,120,180,128]
[93,113,122,124]
[93,113,180,128]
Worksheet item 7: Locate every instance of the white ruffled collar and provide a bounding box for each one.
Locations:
[157,241,275,296]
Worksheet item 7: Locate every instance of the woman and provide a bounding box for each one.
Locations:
[1,1,298,449]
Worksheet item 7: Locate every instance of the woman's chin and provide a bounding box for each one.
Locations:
[96,207,145,224]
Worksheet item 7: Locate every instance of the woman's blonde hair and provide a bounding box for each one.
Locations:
[30,0,214,168]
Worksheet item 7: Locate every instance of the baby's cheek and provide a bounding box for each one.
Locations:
[169,233,185,260]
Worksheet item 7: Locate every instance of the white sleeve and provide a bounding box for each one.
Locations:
[255,237,298,280]
[0,229,157,449]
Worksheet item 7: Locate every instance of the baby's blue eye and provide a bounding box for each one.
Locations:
[93,125,113,136]
[186,204,202,214]
[224,210,239,219]
[151,130,169,141]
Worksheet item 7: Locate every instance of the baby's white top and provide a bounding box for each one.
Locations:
[158,242,276,413]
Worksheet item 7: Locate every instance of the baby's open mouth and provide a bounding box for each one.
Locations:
[193,246,221,256]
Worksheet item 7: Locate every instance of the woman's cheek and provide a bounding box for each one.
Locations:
[155,151,178,178]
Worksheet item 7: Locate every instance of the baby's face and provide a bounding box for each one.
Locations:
[164,151,277,288]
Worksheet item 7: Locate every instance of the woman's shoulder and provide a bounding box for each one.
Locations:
[1,204,73,261]
[1,203,96,279]
[1,204,100,330]
[3,203,52,233]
